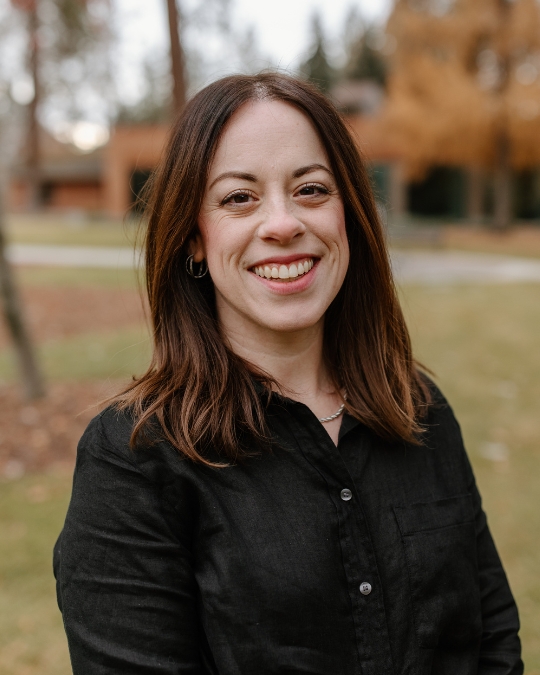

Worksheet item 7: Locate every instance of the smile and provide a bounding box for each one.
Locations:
[250,258,315,282]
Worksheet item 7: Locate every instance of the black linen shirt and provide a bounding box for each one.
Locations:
[54,384,523,675]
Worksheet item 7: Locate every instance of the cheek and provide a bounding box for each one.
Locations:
[197,214,250,277]
[197,214,230,263]
[324,204,348,256]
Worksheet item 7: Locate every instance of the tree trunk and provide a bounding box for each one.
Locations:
[0,193,45,399]
[466,166,484,224]
[493,133,512,230]
[166,0,187,115]
[26,1,41,210]
[491,0,513,231]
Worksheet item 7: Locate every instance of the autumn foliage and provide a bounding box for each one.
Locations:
[382,0,540,180]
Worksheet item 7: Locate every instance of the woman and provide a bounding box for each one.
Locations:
[54,73,523,674]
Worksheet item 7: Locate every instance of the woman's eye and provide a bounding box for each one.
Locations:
[222,191,254,205]
[297,183,329,197]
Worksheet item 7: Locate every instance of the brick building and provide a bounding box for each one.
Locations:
[8,99,405,220]
[9,124,169,218]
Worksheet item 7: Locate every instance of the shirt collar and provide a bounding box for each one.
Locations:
[252,376,362,443]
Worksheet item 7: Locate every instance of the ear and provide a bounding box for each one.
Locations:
[188,232,206,263]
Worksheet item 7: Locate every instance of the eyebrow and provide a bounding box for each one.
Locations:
[208,163,334,191]
[208,171,257,190]
[292,163,333,179]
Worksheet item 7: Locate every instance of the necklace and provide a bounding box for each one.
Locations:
[318,396,347,424]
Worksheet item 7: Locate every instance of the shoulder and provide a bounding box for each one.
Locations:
[78,404,136,461]
[77,405,194,490]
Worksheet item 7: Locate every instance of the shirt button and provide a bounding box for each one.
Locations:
[340,488,352,501]
[359,582,372,596]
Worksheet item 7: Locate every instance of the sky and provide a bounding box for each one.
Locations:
[6,0,392,147]
[114,0,392,103]
[230,0,391,68]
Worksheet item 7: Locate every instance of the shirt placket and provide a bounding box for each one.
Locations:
[287,405,395,675]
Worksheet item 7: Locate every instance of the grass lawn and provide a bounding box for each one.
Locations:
[0,326,150,382]
[0,473,73,675]
[13,265,142,290]
[0,279,539,673]
[5,214,140,249]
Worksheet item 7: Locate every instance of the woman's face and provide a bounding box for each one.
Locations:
[194,100,349,337]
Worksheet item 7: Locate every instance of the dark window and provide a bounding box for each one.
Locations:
[408,167,466,218]
[514,170,540,219]
[130,169,153,212]
[41,182,54,205]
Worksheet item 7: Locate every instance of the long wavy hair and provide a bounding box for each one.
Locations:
[115,72,430,465]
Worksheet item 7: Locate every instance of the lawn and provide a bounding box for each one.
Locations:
[5,214,139,248]
[14,265,142,290]
[0,275,539,673]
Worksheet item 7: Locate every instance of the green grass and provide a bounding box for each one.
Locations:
[1,282,540,674]
[0,326,151,383]
[5,214,142,248]
[0,473,73,675]
[13,265,142,290]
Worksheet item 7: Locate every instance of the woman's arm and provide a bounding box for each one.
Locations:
[54,412,204,674]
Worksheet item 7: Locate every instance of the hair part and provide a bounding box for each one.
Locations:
[115,72,431,466]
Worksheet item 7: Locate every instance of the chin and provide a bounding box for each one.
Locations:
[255,310,323,333]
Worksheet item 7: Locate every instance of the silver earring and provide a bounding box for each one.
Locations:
[186,254,208,278]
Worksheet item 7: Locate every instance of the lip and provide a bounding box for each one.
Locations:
[248,253,320,269]
[249,259,319,295]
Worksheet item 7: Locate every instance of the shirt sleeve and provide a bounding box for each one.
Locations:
[459,423,524,674]
[53,413,203,674]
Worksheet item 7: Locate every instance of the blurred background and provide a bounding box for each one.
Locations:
[0,0,539,672]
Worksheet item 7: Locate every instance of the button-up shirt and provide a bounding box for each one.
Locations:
[54,384,523,674]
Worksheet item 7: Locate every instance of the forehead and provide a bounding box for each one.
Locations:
[209,99,328,174]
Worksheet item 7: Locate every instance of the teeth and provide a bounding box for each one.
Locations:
[252,258,315,280]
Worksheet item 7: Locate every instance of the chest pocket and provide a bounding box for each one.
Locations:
[393,494,482,650]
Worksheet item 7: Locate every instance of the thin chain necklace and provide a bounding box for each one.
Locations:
[318,395,347,424]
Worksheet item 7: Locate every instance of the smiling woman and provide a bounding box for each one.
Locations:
[53,74,523,674]
[191,99,350,419]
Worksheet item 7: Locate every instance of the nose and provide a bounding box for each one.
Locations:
[257,197,306,245]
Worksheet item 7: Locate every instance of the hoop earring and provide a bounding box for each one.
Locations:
[186,254,208,278]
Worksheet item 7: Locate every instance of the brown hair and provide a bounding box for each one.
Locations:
[116,72,430,465]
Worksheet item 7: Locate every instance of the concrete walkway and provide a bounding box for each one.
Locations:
[6,243,540,284]
[7,244,139,269]
[391,250,540,284]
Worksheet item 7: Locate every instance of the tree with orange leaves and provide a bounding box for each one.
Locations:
[382,0,540,227]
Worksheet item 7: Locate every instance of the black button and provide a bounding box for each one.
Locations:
[340,488,352,501]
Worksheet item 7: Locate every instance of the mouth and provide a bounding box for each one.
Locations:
[249,257,317,282]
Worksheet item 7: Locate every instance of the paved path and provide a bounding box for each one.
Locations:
[391,250,540,284]
[7,244,139,269]
[7,244,540,284]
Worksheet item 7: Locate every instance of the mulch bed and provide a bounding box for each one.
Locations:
[0,286,145,349]
[0,285,147,478]
[0,380,127,478]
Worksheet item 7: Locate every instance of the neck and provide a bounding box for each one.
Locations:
[221,315,332,400]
